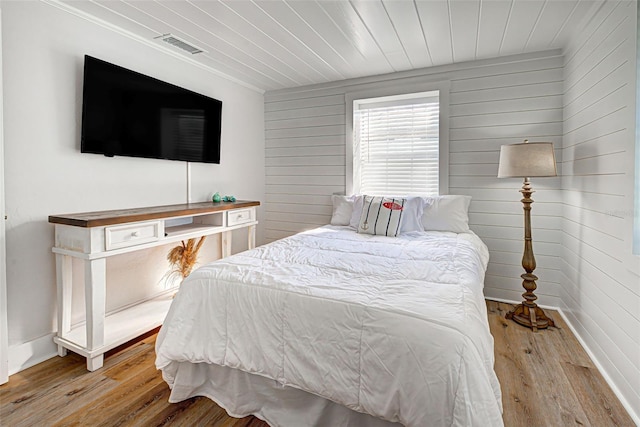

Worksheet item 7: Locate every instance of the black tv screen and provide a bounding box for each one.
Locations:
[81,55,222,163]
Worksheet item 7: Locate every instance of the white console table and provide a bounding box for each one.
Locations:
[49,200,259,371]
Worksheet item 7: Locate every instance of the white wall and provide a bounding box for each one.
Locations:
[264,51,564,307]
[2,1,265,373]
[0,4,8,385]
[561,0,640,419]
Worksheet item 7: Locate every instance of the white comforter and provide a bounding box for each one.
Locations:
[156,226,503,426]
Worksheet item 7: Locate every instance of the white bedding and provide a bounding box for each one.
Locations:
[156,226,503,426]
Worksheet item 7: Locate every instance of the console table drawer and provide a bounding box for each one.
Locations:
[105,221,161,250]
[227,208,254,226]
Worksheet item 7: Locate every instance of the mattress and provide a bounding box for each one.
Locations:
[156,225,503,426]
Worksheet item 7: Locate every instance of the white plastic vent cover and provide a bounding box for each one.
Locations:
[155,34,205,55]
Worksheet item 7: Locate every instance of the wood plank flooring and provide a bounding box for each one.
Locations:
[488,301,634,427]
[0,300,635,426]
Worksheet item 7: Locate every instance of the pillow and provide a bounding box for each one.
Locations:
[357,196,406,237]
[350,195,424,233]
[330,195,354,226]
[349,195,365,229]
[421,195,471,233]
[400,197,426,232]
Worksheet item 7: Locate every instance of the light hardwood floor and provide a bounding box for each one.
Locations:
[0,300,635,426]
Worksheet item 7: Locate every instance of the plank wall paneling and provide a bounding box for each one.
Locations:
[264,50,564,307]
[0,6,7,386]
[560,0,640,421]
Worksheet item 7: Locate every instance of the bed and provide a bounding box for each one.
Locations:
[155,199,504,427]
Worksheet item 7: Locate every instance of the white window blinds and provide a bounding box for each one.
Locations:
[353,93,440,196]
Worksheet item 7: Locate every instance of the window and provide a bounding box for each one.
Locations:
[353,92,439,195]
[346,83,449,197]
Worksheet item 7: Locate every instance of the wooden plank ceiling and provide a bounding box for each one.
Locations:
[58,0,602,92]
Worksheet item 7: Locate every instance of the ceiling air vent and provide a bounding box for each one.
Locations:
[155,33,205,55]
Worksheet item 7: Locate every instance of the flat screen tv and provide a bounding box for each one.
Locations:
[81,55,222,163]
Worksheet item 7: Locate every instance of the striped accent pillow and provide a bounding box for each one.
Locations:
[357,196,406,237]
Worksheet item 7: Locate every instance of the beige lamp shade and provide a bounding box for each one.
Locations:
[497,141,557,178]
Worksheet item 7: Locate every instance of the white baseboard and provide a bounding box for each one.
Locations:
[556,308,640,426]
[8,332,58,376]
[486,298,639,426]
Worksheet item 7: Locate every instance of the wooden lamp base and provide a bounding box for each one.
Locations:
[506,302,555,331]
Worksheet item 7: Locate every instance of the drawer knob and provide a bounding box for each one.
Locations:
[237,215,243,219]
[131,231,140,237]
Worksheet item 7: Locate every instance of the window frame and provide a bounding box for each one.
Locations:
[345,81,450,196]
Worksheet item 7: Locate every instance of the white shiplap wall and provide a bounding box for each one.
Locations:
[561,0,640,419]
[265,51,564,306]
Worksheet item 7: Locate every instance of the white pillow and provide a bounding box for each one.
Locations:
[421,195,471,233]
[330,195,354,226]
[400,197,426,232]
[350,195,424,233]
[357,196,405,237]
[349,195,365,229]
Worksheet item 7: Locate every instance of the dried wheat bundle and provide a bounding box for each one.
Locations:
[167,236,206,279]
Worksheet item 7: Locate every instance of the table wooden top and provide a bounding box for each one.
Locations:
[48,200,260,228]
